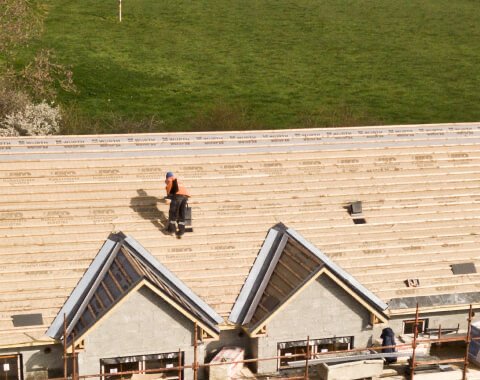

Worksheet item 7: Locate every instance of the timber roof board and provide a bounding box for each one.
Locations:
[1,122,480,346]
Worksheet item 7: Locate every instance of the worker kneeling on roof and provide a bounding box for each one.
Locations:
[165,172,190,236]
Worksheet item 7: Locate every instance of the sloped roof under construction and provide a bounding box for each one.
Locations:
[1,122,480,347]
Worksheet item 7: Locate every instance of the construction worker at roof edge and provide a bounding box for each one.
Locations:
[165,171,190,236]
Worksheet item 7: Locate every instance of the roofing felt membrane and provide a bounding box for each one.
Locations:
[1,123,480,347]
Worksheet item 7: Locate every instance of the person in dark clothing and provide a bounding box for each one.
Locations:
[380,327,397,364]
[165,172,190,236]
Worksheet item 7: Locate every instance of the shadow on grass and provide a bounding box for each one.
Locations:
[130,189,170,235]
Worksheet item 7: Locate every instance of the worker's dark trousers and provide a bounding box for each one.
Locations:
[168,195,188,233]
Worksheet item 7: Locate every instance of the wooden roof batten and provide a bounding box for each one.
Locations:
[47,232,223,346]
[229,223,389,335]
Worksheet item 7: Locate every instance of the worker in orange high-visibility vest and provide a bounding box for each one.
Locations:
[165,172,190,236]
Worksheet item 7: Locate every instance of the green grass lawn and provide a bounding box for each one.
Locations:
[26,0,480,132]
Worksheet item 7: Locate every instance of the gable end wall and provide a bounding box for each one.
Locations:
[78,286,202,380]
[255,275,381,373]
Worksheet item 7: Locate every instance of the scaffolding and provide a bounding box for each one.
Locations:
[59,305,479,380]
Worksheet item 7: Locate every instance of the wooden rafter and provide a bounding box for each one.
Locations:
[79,315,87,329]
[113,258,132,284]
[257,303,269,314]
[107,269,125,293]
[94,293,105,310]
[101,282,115,302]
[288,239,322,264]
[122,248,149,277]
[283,246,320,272]
[268,281,287,298]
[87,304,96,319]
[276,261,302,285]
[279,251,306,273]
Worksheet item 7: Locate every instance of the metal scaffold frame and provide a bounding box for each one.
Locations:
[59,307,479,380]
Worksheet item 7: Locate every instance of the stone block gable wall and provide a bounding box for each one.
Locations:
[254,275,382,374]
[78,286,200,380]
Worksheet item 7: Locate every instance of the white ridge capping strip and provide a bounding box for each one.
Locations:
[0,138,479,161]
[123,235,224,324]
[0,121,479,146]
[286,228,389,311]
[1,128,477,147]
[0,134,478,154]
[0,123,479,159]
[46,238,117,339]
[228,228,280,324]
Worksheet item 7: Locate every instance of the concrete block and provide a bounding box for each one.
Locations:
[208,347,244,380]
[131,374,167,380]
[396,334,430,362]
[409,368,463,380]
[316,359,384,380]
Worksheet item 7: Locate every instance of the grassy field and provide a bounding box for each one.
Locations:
[23,0,480,132]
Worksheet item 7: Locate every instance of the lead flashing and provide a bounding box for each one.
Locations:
[389,291,480,311]
[242,234,289,325]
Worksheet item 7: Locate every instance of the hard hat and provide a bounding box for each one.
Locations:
[166,171,174,179]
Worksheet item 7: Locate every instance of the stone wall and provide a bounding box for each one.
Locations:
[254,274,383,374]
[77,286,199,380]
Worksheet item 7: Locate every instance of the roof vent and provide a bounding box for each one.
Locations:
[12,313,44,327]
[451,263,476,275]
[349,201,363,215]
[348,201,366,224]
